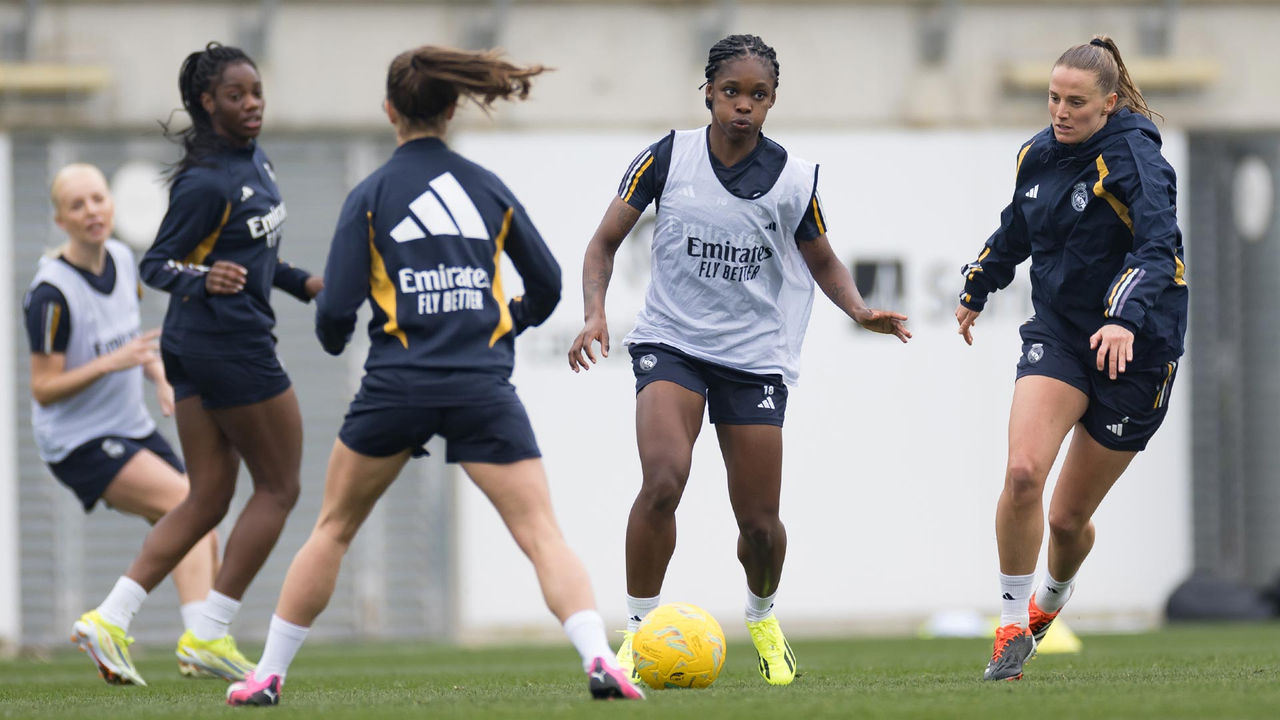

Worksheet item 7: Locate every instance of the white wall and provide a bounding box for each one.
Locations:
[0,133,18,654]
[449,128,1191,639]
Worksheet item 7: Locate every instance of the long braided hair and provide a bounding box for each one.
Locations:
[385,46,546,130]
[703,34,780,108]
[161,42,258,180]
[1055,35,1160,121]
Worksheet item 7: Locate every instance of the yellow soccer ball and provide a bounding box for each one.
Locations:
[631,602,726,689]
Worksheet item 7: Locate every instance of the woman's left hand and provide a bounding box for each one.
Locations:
[1090,323,1134,379]
[305,275,324,299]
[856,308,912,343]
[155,378,176,417]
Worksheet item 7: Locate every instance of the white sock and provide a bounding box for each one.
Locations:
[192,589,240,641]
[563,609,615,671]
[179,601,204,633]
[745,587,777,623]
[999,572,1036,627]
[97,576,148,632]
[625,594,660,632]
[1035,573,1075,614]
[256,614,310,682]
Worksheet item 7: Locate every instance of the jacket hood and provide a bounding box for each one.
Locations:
[1038,108,1161,169]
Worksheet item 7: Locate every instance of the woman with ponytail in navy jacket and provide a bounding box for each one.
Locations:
[956,35,1187,682]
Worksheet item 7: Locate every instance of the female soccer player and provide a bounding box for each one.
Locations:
[225,46,642,706]
[955,36,1187,681]
[567,34,910,687]
[33,163,226,682]
[73,42,321,685]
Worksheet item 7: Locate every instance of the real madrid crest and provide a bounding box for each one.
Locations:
[637,354,658,372]
[101,439,125,459]
[1071,182,1089,212]
[1027,343,1044,364]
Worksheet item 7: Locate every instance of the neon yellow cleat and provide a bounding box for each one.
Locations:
[175,630,256,682]
[71,610,147,686]
[615,631,642,685]
[747,615,797,686]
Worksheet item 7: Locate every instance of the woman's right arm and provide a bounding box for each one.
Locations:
[30,330,160,406]
[314,190,372,355]
[567,197,641,371]
[956,198,1032,344]
[139,172,242,297]
[25,283,162,404]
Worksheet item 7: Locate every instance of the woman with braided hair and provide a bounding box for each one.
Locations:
[72,42,321,686]
[955,35,1186,681]
[568,34,910,686]
[225,45,642,706]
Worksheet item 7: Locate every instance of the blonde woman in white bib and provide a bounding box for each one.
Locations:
[25,164,227,686]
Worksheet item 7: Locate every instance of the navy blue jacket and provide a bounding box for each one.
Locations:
[960,109,1187,366]
[140,143,313,357]
[316,137,560,406]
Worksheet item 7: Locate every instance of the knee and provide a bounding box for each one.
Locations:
[1047,507,1091,539]
[258,476,300,513]
[737,515,782,550]
[636,460,689,515]
[314,516,359,551]
[184,483,234,526]
[636,475,685,515]
[1004,456,1049,506]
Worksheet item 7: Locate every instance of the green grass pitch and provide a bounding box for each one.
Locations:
[1,623,1277,719]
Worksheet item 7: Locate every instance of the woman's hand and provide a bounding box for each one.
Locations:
[568,314,610,372]
[154,377,176,417]
[856,307,911,343]
[205,260,247,295]
[1090,323,1135,379]
[101,328,161,373]
[955,305,980,345]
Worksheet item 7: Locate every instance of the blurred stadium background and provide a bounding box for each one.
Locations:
[0,0,1277,655]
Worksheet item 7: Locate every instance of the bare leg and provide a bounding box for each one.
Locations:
[1045,429,1136,582]
[208,388,303,598]
[717,424,785,597]
[465,458,594,622]
[626,381,705,596]
[101,450,219,605]
[275,439,408,625]
[125,397,240,591]
[996,376,1088,575]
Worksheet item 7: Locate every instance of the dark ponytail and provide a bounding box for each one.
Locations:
[161,42,257,180]
[385,46,546,131]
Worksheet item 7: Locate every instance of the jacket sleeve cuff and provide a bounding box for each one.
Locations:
[1106,316,1140,335]
[959,291,988,313]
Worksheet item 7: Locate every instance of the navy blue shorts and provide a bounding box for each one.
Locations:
[48,431,185,512]
[339,399,541,464]
[628,343,788,427]
[1016,320,1179,452]
[163,347,291,410]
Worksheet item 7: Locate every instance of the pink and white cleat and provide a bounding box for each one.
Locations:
[587,657,645,700]
[226,670,283,706]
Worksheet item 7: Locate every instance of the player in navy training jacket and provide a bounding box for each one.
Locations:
[73,43,320,687]
[313,138,559,407]
[226,46,642,708]
[955,36,1188,682]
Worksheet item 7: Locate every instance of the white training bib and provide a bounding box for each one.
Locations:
[29,239,155,462]
[624,129,817,385]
